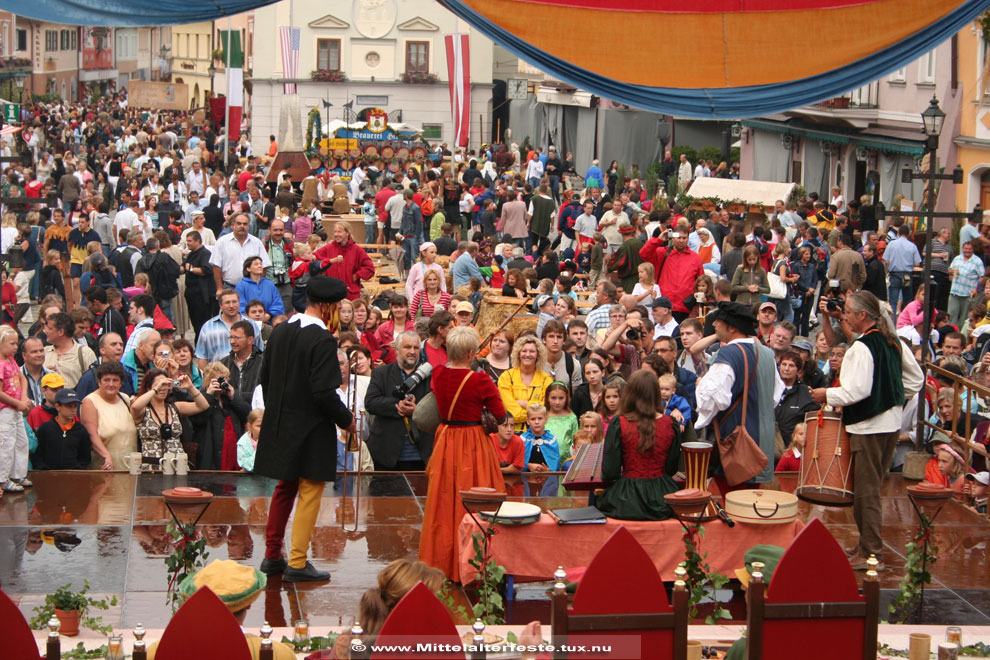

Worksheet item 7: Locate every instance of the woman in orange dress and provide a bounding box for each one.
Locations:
[419,326,506,581]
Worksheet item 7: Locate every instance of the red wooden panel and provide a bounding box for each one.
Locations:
[573,526,670,614]
[0,588,42,660]
[371,582,462,660]
[767,518,861,603]
[761,518,865,660]
[155,587,252,660]
[570,526,671,660]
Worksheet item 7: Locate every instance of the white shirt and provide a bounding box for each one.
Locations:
[525,158,544,180]
[209,232,272,287]
[653,317,678,340]
[180,226,217,255]
[694,164,705,180]
[632,282,661,307]
[114,208,141,244]
[385,193,406,229]
[695,338,785,429]
[825,336,924,434]
[574,213,598,239]
[186,168,208,196]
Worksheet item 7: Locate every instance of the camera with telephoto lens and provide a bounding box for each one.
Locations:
[393,362,433,398]
[217,376,232,395]
[625,327,642,341]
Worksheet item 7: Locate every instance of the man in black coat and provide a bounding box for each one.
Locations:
[861,243,888,302]
[364,330,433,470]
[255,276,355,582]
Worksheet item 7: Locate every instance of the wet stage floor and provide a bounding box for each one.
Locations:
[0,471,988,629]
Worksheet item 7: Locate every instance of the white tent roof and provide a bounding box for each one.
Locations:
[686,178,795,208]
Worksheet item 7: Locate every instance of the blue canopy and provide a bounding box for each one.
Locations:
[2,0,278,26]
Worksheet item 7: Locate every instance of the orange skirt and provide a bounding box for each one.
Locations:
[418,423,505,582]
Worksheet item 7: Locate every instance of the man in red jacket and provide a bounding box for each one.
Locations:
[639,227,703,322]
[313,222,376,300]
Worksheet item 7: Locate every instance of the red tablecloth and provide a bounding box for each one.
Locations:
[457,513,805,583]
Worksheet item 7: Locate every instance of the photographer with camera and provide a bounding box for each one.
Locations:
[817,279,855,347]
[189,361,251,470]
[599,308,650,376]
[129,368,208,471]
[364,331,434,470]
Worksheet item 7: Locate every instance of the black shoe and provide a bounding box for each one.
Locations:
[260,557,287,575]
[282,561,330,582]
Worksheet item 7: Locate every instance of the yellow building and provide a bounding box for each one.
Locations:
[953,18,990,214]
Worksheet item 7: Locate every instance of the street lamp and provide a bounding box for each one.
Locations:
[208,62,216,95]
[906,96,954,450]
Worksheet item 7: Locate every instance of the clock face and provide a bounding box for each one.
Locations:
[508,79,527,100]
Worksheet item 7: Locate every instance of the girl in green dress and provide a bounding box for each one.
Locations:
[596,370,681,521]
[544,382,578,460]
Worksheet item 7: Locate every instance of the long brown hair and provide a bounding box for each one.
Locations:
[358,559,446,637]
[620,370,663,452]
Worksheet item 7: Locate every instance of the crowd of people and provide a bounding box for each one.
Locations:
[0,95,987,589]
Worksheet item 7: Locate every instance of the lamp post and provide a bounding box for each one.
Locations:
[208,62,216,96]
[901,97,961,450]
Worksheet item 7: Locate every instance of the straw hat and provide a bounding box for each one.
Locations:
[177,559,267,612]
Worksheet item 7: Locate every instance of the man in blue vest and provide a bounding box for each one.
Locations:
[811,291,923,570]
[695,302,783,494]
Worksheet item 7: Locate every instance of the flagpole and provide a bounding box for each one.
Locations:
[223,15,232,172]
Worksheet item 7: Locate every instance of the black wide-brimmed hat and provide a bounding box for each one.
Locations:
[710,302,757,336]
[307,276,348,303]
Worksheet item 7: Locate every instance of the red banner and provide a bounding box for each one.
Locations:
[444,34,471,148]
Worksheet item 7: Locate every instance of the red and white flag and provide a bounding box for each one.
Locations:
[280,27,300,94]
[444,33,470,148]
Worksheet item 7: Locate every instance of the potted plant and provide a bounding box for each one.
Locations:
[29,581,116,637]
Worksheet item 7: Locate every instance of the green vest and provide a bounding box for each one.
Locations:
[842,329,904,426]
[530,194,555,238]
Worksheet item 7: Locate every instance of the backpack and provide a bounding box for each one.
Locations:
[809,241,829,277]
[421,196,434,217]
[147,252,180,300]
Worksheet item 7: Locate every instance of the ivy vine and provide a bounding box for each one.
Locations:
[679,526,730,624]
[466,525,506,625]
[165,521,209,612]
[888,510,938,624]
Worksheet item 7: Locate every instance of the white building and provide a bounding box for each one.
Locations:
[249,0,493,148]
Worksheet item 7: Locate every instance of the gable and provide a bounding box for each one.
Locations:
[308,14,349,29]
[396,17,439,32]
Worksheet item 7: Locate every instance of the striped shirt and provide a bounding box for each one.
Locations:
[949,254,984,297]
[585,304,613,334]
[194,315,263,364]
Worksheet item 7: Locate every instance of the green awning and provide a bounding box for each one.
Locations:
[742,118,923,156]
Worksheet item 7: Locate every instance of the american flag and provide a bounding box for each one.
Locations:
[280,27,300,94]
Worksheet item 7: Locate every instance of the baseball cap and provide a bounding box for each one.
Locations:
[966,471,990,486]
[90,253,107,269]
[792,339,813,353]
[535,294,554,309]
[41,373,66,389]
[455,301,474,315]
[54,388,81,405]
[190,209,205,217]
[758,301,778,313]
[650,296,672,309]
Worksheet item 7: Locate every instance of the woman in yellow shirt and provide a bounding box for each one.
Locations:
[497,334,554,431]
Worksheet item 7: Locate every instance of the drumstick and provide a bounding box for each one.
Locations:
[479,298,532,351]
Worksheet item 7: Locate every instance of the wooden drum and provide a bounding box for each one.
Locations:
[796,409,854,506]
[680,441,717,522]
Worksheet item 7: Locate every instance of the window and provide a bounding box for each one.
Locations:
[0,24,7,57]
[406,41,429,74]
[71,30,77,50]
[45,30,57,52]
[422,123,442,140]
[60,29,71,51]
[116,31,137,59]
[918,49,936,84]
[16,28,27,52]
[889,67,906,83]
[357,95,389,106]
[317,38,340,71]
